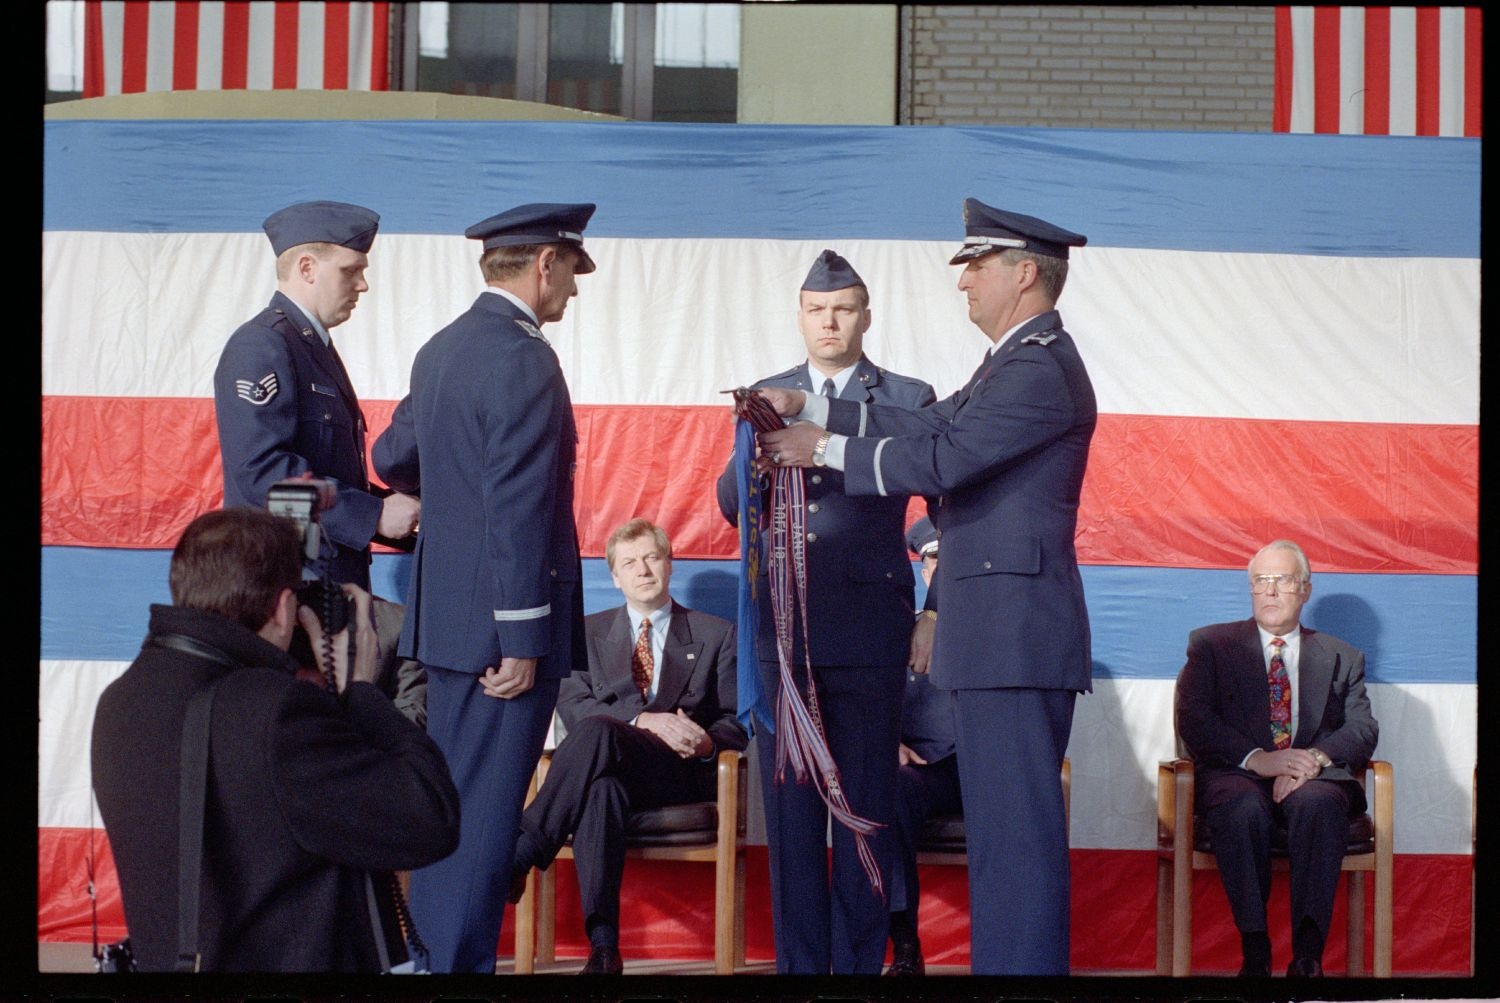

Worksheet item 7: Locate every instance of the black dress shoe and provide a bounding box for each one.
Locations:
[1237,959,1271,976]
[1286,957,1324,977]
[578,945,624,975]
[884,942,925,976]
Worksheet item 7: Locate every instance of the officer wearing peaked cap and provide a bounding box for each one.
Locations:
[214,200,421,592]
[757,200,1096,974]
[716,248,934,975]
[373,202,594,973]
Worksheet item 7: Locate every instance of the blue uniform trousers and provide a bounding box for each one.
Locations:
[952,687,1075,975]
[408,665,559,974]
[756,658,904,974]
[889,751,962,915]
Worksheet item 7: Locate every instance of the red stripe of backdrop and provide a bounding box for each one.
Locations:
[1363,6,1391,134]
[171,0,198,91]
[1311,6,1342,133]
[39,397,1480,574]
[322,1,349,89]
[1414,6,1442,136]
[272,0,299,89]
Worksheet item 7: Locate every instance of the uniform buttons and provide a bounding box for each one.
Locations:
[550,569,558,577]
[885,572,893,579]
[806,532,818,543]
[810,475,823,486]
[807,502,820,514]
[323,412,332,420]
[983,560,992,570]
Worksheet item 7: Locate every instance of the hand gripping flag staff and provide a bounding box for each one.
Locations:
[729,387,884,895]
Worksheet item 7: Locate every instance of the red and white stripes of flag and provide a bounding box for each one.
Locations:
[83,1,390,98]
[1274,6,1481,137]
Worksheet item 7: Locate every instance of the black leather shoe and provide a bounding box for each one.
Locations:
[1286,957,1324,977]
[1237,959,1271,976]
[884,942,925,976]
[579,945,624,975]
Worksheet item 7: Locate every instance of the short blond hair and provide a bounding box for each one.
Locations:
[605,518,672,570]
[274,241,339,281]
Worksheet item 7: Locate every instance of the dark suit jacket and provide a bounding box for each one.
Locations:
[214,291,382,588]
[826,311,1096,692]
[715,355,935,666]
[558,601,748,755]
[90,604,460,972]
[1175,617,1378,809]
[373,292,584,680]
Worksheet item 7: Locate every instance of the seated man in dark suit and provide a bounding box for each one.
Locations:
[1175,538,1378,977]
[885,517,961,976]
[508,518,748,974]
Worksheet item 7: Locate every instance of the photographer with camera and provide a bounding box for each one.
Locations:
[90,506,460,972]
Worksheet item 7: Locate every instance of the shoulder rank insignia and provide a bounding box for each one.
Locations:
[1021,331,1058,346]
[516,319,550,345]
[235,373,279,406]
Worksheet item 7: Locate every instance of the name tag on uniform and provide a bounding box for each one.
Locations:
[310,383,337,396]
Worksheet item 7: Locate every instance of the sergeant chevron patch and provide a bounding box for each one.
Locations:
[235,373,279,406]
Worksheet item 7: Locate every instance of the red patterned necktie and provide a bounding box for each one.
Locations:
[632,617,654,698]
[1268,637,1292,750]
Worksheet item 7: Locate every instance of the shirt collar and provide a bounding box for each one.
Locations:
[806,361,858,397]
[483,286,541,326]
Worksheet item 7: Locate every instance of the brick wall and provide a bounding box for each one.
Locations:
[901,5,1275,130]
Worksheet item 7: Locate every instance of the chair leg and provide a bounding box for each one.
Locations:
[1345,870,1366,977]
[513,870,536,975]
[1172,859,1192,975]
[537,865,557,965]
[714,849,734,974]
[1374,854,1393,977]
[735,851,747,967]
[1155,859,1172,976]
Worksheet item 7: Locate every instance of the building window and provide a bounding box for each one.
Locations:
[45,0,86,102]
[406,3,740,121]
[415,2,522,99]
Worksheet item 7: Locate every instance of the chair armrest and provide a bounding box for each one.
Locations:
[1369,759,1393,852]
[716,750,744,847]
[1157,759,1195,851]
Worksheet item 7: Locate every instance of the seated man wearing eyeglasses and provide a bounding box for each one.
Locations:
[1174,539,1378,978]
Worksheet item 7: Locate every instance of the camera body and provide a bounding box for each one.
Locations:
[267,478,350,638]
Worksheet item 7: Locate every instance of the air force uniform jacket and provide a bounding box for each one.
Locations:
[213,291,382,588]
[373,292,584,680]
[715,356,936,666]
[825,311,1096,692]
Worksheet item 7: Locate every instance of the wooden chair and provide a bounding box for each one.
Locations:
[1155,757,1393,976]
[915,758,1070,862]
[512,748,748,974]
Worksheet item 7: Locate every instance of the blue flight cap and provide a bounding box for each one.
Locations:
[906,516,939,558]
[465,202,597,274]
[262,200,380,256]
[802,249,866,292]
[949,198,1087,264]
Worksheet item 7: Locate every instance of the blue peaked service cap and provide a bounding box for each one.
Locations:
[949,198,1087,264]
[906,516,939,558]
[262,200,380,256]
[802,248,866,292]
[465,202,598,274]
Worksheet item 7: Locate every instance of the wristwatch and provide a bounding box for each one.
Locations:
[1310,748,1333,769]
[811,431,832,466]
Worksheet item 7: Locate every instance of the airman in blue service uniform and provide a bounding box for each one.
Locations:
[214,201,421,589]
[372,203,594,974]
[884,516,961,977]
[716,250,935,974]
[758,202,1096,974]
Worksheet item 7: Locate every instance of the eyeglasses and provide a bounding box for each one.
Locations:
[1250,574,1305,595]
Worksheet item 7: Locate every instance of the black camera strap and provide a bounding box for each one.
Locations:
[174,673,225,973]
